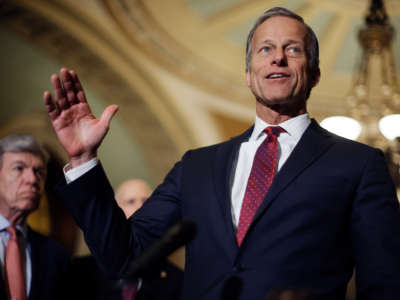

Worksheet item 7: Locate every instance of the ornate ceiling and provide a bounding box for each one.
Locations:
[104,0,400,110]
[1,0,400,176]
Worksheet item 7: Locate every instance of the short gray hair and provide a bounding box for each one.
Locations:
[245,7,320,82]
[0,134,48,167]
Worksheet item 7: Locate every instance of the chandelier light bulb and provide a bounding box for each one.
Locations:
[379,114,400,140]
[320,116,362,140]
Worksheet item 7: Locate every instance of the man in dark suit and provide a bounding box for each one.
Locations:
[0,134,69,300]
[43,7,400,300]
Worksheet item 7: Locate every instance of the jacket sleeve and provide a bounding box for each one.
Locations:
[56,158,184,278]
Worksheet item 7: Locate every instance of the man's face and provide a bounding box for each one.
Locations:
[246,16,318,109]
[115,180,152,218]
[0,152,46,220]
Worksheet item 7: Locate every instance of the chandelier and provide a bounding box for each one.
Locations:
[321,0,400,188]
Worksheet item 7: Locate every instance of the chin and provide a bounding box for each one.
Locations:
[19,198,40,213]
[257,96,292,106]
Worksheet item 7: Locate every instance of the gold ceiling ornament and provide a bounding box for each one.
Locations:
[321,0,400,187]
[347,0,400,148]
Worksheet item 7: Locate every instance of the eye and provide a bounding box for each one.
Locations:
[14,165,24,172]
[260,46,271,53]
[287,46,303,55]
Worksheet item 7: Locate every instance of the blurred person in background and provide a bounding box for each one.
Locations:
[0,134,69,300]
[115,179,152,219]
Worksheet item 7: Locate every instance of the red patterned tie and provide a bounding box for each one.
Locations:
[236,126,284,246]
[5,226,26,300]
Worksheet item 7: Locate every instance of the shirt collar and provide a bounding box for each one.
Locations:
[250,113,311,141]
[0,213,28,238]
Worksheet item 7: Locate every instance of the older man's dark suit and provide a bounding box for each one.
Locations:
[0,227,69,300]
[59,120,400,300]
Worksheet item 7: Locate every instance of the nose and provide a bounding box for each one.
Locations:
[271,48,287,66]
[24,168,40,186]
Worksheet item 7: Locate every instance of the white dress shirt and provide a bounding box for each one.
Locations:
[0,214,32,296]
[65,114,311,230]
[230,114,311,229]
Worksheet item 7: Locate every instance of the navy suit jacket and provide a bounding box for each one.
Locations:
[0,227,69,300]
[59,120,400,300]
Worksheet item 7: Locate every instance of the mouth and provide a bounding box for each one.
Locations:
[266,73,290,79]
[21,190,40,198]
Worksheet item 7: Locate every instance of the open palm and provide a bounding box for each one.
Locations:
[44,68,118,167]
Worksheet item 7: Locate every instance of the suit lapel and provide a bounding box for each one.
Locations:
[214,127,253,251]
[252,120,335,223]
[26,228,39,300]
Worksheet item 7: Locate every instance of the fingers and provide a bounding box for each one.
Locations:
[100,105,119,129]
[50,73,70,111]
[69,70,87,103]
[60,68,78,106]
[43,91,59,121]
[49,68,87,111]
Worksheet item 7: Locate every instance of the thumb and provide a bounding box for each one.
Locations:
[100,104,119,128]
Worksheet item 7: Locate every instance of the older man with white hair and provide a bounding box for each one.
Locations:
[0,134,69,300]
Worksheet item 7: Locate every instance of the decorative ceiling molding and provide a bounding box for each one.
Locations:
[103,0,252,106]
[0,0,185,182]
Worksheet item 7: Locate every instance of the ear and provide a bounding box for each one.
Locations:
[311,68,321,88]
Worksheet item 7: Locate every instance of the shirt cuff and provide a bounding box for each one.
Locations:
[63,158,98,184]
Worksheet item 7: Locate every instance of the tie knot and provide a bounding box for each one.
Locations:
[6,226,18,239]
[264,126,284,137]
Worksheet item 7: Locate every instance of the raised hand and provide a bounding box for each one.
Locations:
[44,68,118,168]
